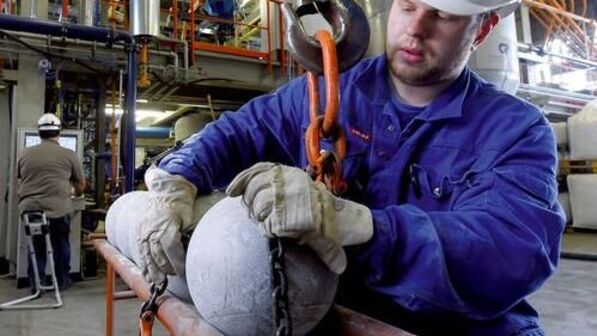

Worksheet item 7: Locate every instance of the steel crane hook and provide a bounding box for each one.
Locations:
[281,0,371,74]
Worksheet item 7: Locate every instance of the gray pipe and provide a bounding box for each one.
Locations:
[518,42,597,69]
[518,84,596,104]
[124,46,137,192]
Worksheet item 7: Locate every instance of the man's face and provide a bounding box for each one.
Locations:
[386,0,483,86]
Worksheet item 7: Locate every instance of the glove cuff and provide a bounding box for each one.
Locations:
[145,165,198,196]
[331,197,374,246]
[145,165,198,231]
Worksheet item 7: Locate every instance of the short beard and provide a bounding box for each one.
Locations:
[386,48,471,87]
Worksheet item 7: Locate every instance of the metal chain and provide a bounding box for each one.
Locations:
[269,237,292,336]
[138,279,168,336]
[268,28,344,336]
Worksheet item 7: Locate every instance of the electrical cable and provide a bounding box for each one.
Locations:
[0,30,106,74]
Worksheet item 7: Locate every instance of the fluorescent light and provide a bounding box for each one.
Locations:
[136,98,148,103]
[105,106,124,116]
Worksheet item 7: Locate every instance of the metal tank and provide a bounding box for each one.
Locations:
[130,0,161,37]
[174,113,214,142]
[467,14,521,94]
[356,0,392,56]
[81,0,96,26]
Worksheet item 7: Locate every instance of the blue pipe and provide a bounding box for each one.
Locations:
[0,15,133,44]
[125,46,138,192]
[136,127,171,139]
[0,15,138,191]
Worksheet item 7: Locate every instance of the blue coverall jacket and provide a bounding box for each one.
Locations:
[161,55,566,335]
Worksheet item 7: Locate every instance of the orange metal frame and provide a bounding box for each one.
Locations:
[93,239,413,336]
[168,0,286,74]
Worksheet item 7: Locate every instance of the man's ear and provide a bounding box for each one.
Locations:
[472,13,500,49]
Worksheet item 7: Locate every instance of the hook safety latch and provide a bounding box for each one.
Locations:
[138,279,168,336]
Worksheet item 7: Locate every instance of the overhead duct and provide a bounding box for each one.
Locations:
[130,0,161,38]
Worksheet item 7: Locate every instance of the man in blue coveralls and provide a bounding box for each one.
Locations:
[137,0,565,334]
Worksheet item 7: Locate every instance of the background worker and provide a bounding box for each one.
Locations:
[17,113,86,290]
[138,0,565,334]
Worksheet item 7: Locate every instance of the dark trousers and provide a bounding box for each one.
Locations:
[27,215,72,289]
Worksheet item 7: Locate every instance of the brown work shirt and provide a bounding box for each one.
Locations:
[17,139,85,218]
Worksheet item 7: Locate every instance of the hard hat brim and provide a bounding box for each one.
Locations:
[418,0,519,18]
[38,125,61,131]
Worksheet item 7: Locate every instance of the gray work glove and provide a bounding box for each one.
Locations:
[226,162,373,274]
[138,165,197,284]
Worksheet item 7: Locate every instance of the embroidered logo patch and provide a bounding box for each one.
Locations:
[350,127,371,143]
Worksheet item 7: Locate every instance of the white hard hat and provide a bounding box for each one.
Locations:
[419,0,521,18]
[37,113,61,131]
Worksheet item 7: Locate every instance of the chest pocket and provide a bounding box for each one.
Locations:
[408,145,480,210]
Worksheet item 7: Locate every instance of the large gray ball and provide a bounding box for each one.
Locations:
[106,190,192,303]
[186,197,338,336]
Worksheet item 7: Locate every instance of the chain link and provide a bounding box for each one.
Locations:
[138,279,168,336]
[269,237,292,336]
[304,30,347,195]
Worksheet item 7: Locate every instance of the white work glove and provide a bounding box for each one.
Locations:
[138,165,197,284]
[226,162,373,274]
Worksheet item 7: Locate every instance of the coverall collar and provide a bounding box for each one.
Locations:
[354,55,471,122]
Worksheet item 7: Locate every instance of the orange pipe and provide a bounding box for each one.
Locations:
[190,0,196,66]
[529,4,586,51]
[266,0,272,74]
[523,0,596,25]
[530,8,585,55]
[62,0,69,20]
[541,0,566,45]
[278,4,286,76]
[94,240,223,336]
[543,0,585,39]
[138,43,151,88]
[579,0,587,17]
[106,263,115,336]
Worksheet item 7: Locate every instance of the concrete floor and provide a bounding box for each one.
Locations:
[0,258,595,335]
[0,276,169,336]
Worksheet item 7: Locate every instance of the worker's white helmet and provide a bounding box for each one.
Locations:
[419,0,521,18]
[37,113,61,132]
